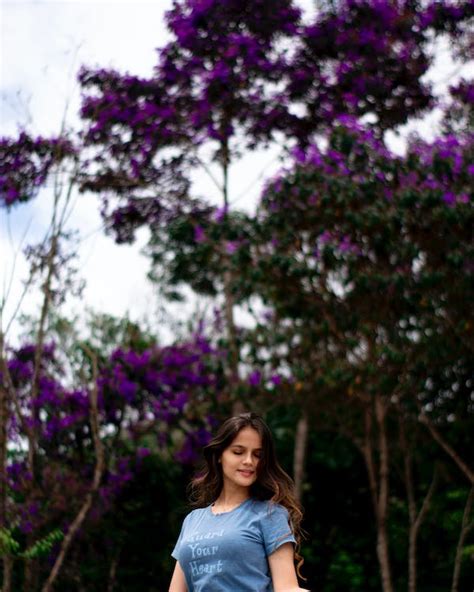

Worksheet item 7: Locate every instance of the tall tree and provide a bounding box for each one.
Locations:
[249,114,473,590]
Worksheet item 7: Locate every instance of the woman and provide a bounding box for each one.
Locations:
[169,412,309,591]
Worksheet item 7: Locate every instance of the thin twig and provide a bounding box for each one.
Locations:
[419,414,474,484]
[230,150,283,206]
[1,211,34,323]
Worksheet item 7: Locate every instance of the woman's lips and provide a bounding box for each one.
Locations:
[238,470,254,477]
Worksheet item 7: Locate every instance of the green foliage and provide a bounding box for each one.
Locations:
[0,528,20,556]
[0,526,63,560]
[22,529,64,560]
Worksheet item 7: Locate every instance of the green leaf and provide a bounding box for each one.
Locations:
[21,528,64,560]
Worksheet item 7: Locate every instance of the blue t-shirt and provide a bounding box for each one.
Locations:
[172,498,296,591]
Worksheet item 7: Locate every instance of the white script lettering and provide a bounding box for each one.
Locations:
[190,560,224,576]
[188,544,219,559]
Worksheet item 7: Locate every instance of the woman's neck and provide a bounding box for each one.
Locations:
[215,487,250,508]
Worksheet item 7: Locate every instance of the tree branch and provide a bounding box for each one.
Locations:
[418,414,474,484]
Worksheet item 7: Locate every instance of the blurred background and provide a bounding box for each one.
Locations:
[1,0,473,590]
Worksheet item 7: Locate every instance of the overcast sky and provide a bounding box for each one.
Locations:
[0,0,469,346]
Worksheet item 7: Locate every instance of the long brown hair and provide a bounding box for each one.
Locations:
[188,412,306,578]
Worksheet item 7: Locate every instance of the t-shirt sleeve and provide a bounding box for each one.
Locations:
[260,503,296,556]
[171,513,189,560]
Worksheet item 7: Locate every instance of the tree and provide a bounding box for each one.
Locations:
[248,112,473,590]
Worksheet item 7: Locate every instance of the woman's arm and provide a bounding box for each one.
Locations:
[268,542,305,592]
[168,561,187,592]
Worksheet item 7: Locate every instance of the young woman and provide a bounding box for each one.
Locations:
[169,412,309,592]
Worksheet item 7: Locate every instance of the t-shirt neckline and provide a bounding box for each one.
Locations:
[209,497,252,517]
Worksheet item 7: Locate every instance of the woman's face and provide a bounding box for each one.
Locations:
[219,427,263,493]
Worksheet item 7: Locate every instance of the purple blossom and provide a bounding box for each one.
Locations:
[122,349,151,369]
[342,92,359,106]
[290,146,306,163]
[319,230,333,245]
[248,370,262,386]
[339,235,358,254]
[213,205,228,223]
[117,377,138,403]
[172,391,188,412]
[225,240,240,254]
[442,191,456,206]
[194,225,206,243]
[175,428,212,464]
[137,447,151,459]
[270,373,282,386]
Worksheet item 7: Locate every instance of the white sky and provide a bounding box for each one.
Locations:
[0,0,470,345]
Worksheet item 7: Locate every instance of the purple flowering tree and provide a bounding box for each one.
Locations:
[246,100,473,591]
[0,131,79,592]
[77,0,304,413]
[76,0,472,418]
[2,315,224,590]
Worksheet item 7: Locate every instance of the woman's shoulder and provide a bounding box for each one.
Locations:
[181,505,208,524]
[248,498,289,518]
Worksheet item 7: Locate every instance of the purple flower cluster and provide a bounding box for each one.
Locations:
[449,78,474,106]
[4,328,227,538]
[164,0,301,51]
[285,0,471,140]
[264,118,472,216]
[174,426,213,464]
[6,330,223,467]
[75,0,472,241]
[406,132,473,205]
[0,132,76,207]
[94,333,223,462]
[314,230,362,259]
[257,117,472,300]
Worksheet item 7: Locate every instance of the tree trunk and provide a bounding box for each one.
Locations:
[40,348,105,592]
[219,140,243,416]
[293,411,308,503]
[374,394,393,592]
[223,267,242,415]
[25,232,59,592]
[451,485,474,592]
[361,397,394,592]
[1,557,13,592]
[399,419,438,592]
[0,381,10,592]
[0,333,12,592]
[107,548,121,592]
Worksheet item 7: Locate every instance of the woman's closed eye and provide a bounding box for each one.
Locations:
[233,450,261,458]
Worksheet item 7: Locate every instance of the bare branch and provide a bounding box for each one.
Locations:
[1,212,35,335]
[419,414,474,484]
